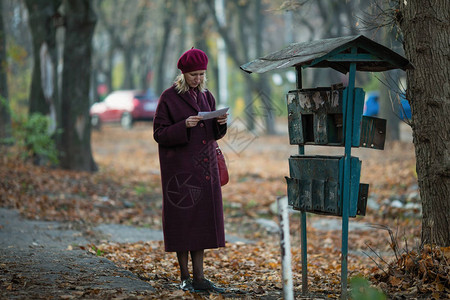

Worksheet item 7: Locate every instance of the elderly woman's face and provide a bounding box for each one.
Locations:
[184,70,205,88]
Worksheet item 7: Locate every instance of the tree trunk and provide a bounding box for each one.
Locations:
[243,77,255,131]
[235,0,255,131]
[187,1,217,98]
[398,0,450,246]
[0,0,12,142]
[378,25,404,141]
[378,70,401,141]
[155,0,176,96]
[60,0,97,171]
[106,47,113,93]
[122,49,133,89]
[314,1,344,85]
[121,2,146,90]
[24,0,60,116]
[255,0,275,135]
[191,9,208,58]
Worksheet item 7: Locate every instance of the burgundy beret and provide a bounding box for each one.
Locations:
[177,48,208,74]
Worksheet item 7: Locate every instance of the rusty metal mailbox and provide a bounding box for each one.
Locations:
[286,155,368,217]
[287,86,386,150]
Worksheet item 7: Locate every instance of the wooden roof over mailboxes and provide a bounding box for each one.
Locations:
[240,35,414,74]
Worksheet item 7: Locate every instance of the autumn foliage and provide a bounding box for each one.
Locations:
[1,123,448,299]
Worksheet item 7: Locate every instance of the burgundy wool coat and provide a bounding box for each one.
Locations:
[153,85,227,252]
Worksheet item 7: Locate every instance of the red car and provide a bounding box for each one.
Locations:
[90,90,158,130]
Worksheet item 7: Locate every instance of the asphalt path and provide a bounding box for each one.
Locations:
[0,208,254,299]
[0,208,156,299]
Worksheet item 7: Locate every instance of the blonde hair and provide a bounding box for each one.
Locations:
[174,73,208,94]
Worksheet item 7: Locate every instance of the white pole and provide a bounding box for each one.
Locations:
[277,196,294,300]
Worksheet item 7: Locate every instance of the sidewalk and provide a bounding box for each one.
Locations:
[0,208,155,299]
[0,208,254,299]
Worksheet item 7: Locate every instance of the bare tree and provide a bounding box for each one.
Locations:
[206,0,276,133]
[0,0,12,142]
[23,0,61,116]
[377,28,402,141]
[154,0,178,95]
[120,1,148,89]
[59,0,97,171]
[91,0,113,95]
[255,0,275,135]
[234,0,256,131]
[395,0,450,247]
[93,0,154,92]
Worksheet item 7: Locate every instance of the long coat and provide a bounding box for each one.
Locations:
[153,85,227,252]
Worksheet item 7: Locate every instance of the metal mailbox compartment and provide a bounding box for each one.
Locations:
[287,88,344,145]
[287,86,385,150]
[286,155,368,217]
[359,116,387,150]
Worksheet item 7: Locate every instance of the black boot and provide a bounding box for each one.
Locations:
[192,278,225,293]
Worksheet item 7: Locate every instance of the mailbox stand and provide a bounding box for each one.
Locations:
[295,65,308,294]
[241,35,413,299]
[341,47,357,296]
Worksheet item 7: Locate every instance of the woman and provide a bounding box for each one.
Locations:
[153,48,227,293]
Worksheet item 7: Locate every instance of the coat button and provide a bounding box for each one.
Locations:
[205,176,210,180]
[200,123,204,127]
[202,140,206,144]
[203,158,209,162]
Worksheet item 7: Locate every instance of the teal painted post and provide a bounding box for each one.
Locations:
[341,48,357,299]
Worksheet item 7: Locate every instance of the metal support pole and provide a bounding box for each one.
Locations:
[295,65,302,90]
[299,146,307,295]
[341,47,357,300]
[278,196,294,300]
[296,65,308,296]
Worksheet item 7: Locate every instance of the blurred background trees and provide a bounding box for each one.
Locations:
[0,0,12,142]
[1,0,448,245]
[0,0,421,188]
[4,0,404,143]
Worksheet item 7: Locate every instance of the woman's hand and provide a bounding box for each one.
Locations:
[185,115,203,128]
[216,114,228,125]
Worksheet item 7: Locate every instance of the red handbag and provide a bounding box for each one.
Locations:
[216,146,229,186]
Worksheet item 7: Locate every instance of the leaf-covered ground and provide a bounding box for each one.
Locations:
[1,121,448,299]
